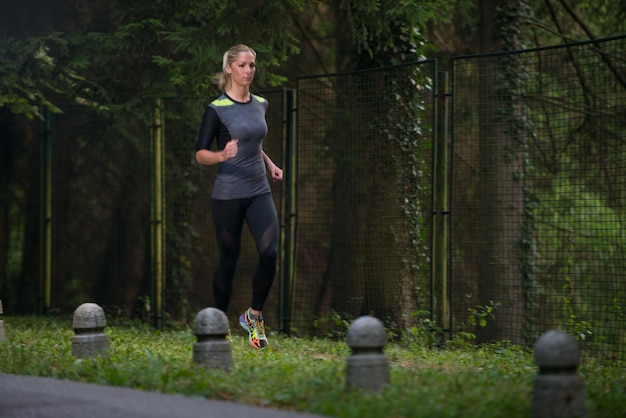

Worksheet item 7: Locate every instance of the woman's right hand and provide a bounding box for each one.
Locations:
[221,139,239,161]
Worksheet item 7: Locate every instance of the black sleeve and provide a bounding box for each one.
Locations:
[196,106,219,152]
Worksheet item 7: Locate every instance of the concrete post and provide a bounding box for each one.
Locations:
[533,330,586,418]
[346,315,389,392]
[0,298,4,342]
[71,303,110,358]
[192,307,232,370]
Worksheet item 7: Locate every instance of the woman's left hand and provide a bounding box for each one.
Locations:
[269,166,283,182]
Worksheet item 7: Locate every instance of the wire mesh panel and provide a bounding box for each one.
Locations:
[163,90,286,328]
[161,97,209,322]
[49,103,152,315]
[293,62,435,337]
[1,111,46,314]
[452,36,626,362]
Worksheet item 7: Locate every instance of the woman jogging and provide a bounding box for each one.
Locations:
[195,44,282,348]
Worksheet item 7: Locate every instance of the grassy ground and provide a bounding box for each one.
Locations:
[0,316,624,417]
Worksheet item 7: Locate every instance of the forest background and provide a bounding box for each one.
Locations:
[2,0,625,120]
[1,0,625,334]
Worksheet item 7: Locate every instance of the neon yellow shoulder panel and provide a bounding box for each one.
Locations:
[212,97,235,107]
[252,94,267,103]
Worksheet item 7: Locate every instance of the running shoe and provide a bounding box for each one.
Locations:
[239,308,269,348]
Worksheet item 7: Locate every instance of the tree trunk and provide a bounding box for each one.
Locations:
[476,0,527,344]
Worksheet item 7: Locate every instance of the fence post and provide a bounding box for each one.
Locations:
[151,98,165,330]
[346,316,389,392]
[279,89,297,335]
[72,303,109,358]
[533,330,586,418]
[192,307,232,370]
[0,298,4,342]
[40,107,53,315]
[432,71,451,343]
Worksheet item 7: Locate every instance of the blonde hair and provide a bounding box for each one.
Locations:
[217,44,257,92]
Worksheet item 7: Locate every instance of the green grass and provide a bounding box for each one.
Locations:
[0,316,624,417]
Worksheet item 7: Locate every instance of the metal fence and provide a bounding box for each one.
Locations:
[2,34,625,363]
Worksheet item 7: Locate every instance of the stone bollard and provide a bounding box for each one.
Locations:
[533,330,586,418]
[0,298,4,342]
[192,307,232,370]
[346,315,389,392]
[71,303,109,358]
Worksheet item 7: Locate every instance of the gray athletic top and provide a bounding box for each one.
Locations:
[196,93,270,200]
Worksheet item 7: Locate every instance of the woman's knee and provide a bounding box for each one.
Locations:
[259,246,277,266]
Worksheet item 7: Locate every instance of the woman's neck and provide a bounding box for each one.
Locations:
[226,87,250,103]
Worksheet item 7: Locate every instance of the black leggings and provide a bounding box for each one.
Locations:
[211,193,278,313]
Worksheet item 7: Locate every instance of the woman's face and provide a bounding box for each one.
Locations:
[227,51,256,88]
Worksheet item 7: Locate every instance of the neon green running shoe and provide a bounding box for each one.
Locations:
[239,308,269,348]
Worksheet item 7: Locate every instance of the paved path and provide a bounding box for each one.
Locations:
[0,373,329,418]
